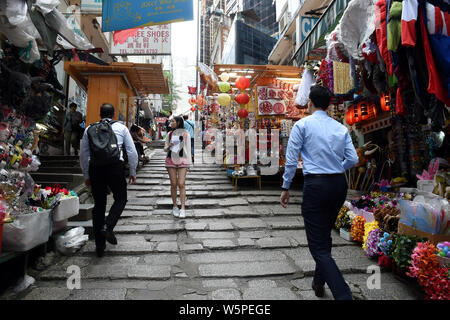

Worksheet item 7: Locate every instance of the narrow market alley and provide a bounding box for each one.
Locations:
[10,147,422,301]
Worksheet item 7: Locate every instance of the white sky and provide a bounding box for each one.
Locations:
[171,0,198,116]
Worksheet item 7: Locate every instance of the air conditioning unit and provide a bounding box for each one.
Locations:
[279,12,291,34]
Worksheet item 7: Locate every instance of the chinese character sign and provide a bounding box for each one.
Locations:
[110,25,171,55]
[102,0,194,32]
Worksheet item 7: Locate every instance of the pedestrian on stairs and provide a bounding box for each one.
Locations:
[79,103,139,257]
[164,116,191,219]
[280,85,359,300]
[183,115,195,163]
[63,102,83,156]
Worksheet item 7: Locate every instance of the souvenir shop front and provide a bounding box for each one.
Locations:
[295,0,450,299]
[191,63,306,190]
[0,1,98,262]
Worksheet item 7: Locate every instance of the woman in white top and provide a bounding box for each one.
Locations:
[164,116,191,218]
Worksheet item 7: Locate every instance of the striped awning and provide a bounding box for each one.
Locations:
[292,0,350,66]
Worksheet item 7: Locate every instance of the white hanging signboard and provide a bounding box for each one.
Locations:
[109,25,171,55]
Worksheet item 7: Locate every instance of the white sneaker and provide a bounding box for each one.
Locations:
[172,207,180,217]
[179,209,186,218]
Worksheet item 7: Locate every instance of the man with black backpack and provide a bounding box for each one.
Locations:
[79,103,138,257]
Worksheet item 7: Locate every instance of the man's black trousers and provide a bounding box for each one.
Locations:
[89,162,128,248]
[301,173,352,300]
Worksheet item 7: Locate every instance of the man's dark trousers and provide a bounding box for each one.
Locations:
[89,162,128,248]
[301,173,352,300]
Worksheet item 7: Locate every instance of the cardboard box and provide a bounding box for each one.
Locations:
[398,222,450,245]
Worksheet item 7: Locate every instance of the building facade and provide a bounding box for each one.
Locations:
[268,0,332,65]
[221,18,277,65]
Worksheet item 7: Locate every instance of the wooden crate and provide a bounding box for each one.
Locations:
[398,222,450,245]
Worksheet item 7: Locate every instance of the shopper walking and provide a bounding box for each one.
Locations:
[183,115,195,162]
[63,102,82,155]
[164,116,191,219]
[280,85,359,300]
[79,103,138,257]
[130,125,150,164]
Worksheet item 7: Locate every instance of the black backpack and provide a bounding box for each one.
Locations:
[87,119,121,166]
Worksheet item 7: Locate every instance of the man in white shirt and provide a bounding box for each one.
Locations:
[79,103,138,257]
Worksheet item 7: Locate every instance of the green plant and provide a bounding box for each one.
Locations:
[391,235,425,269]
[162,71,182,111]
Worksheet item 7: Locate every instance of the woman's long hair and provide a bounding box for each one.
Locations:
[173,116,184,130]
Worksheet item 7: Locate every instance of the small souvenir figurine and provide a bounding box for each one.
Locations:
[10,145,23,170]
[0,142,9,169]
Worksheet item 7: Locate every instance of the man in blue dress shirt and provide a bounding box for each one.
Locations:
[280,85,359,300]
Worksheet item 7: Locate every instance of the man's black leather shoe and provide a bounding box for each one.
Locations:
[312,281,325,297]
[102,228,118,245]
[96,245,106,257]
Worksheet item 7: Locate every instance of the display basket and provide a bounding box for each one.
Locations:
[437,255,450,268]
[2,210,51,252]
[398,222,450,245]
[52,197,79,222]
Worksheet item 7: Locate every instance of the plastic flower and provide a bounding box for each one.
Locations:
[365,228,382,257]
[422,267,450,300]
[363,220,380,250]
[351,215,366,242]
[407,242,442,291]
[378,252,393,270]
[378,232,393,258]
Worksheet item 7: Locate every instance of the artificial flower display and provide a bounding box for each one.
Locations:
[365,228,382,258]
[350,215,366,242]
[362,220,380,251]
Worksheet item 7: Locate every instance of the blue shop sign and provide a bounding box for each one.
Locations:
[102,0,194,32]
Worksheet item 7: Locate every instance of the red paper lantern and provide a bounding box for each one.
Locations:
[237,108,249,118]
[235,76,250,91]
[353,104,361,123]
[189,97,197,106]
[357,101,378,122]
[345,106,355,125]
[235,93,250,105]
[359,101,370,121]
[369,102,377,119]
[197,95,206,107]
[190,107,196,112]
[380,93,391,112]
[188,86,197,95]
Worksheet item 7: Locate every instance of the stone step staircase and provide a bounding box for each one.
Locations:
[31,155,84,189]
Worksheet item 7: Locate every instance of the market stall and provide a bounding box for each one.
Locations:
[0,1,93,256]
[298,0,450,299]
[190,64,306,189]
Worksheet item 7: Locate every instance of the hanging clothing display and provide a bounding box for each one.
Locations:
[424,2,450,98]
[419,5,450,105]
[375,0,394,76]
[402,0,419,46]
